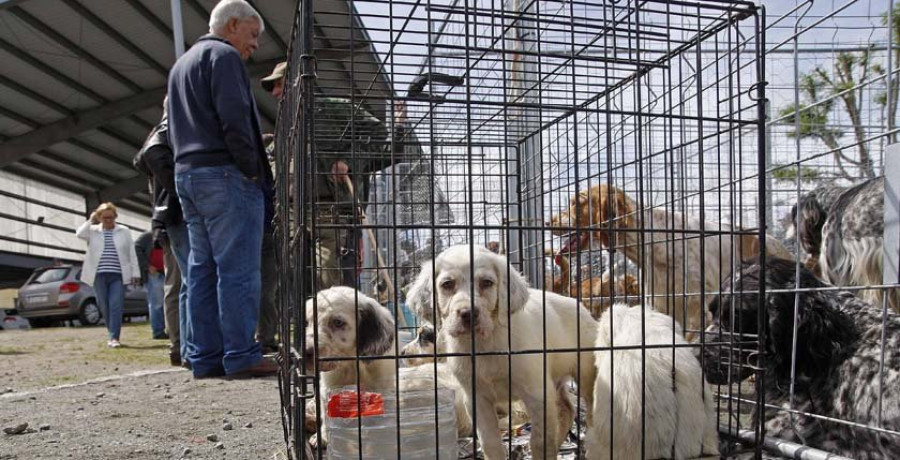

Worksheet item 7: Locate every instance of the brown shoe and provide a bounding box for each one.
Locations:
[227,357,278,380]
[169,349,182,367]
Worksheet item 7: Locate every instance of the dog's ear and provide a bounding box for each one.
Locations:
[357,296,395,357]
[406,259,436,324]
[618,274,640,296]
[797,196,827,258]
[595,185,634,248]
[576,190,589,207]
[769,290,855,380]
[738,234,760,262]
[492,253,531,315]
[763,261,855,381]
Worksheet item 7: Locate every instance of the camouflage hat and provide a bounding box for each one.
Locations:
[260,61,287,92]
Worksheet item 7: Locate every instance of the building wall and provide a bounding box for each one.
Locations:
[0,171,148,263]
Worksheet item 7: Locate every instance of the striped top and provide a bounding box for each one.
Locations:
[96,229,122,274]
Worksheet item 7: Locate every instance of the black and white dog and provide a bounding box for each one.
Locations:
[787,183,846,274]
[788,177,897,311]
[704,257,900,459]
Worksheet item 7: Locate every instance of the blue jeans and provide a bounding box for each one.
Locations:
[166,221,193,361]
[94,272,124,340]
[175,164,264,377]
[146,271,166,337]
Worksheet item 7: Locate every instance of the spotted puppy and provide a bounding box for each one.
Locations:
[401,324,437,367]
[818,177,898,312]
[704,257,900,459]
[303,287,471,446]
[407,245,597,460]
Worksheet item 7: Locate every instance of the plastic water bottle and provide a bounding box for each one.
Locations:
[325,369,458,459]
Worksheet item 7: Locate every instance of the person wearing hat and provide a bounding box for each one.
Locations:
[260,62,412,295]
[254,62,286,354]
[260,61,286,101]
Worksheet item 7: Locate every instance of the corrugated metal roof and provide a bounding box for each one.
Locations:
[0,0,394,215]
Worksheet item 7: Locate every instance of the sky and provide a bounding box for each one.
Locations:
[344,0,896,274]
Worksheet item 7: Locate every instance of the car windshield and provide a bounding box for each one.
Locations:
[29,267,70,285]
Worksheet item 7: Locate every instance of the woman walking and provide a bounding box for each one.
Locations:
[76,203,140,347]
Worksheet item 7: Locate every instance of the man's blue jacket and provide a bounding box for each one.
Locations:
[167,34,274,226]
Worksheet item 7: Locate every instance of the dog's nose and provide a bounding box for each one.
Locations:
[459,308,479,324]
[303,346,315,362]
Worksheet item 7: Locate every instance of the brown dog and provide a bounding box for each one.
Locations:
[550,183,792,336]
[544,248,640,317]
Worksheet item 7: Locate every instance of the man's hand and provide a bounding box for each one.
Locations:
[330,160,349,184]
[394,100,407,125]
[149,266,159,275]
[132,278,141,287]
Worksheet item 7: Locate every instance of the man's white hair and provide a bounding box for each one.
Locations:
[209,0,264,34]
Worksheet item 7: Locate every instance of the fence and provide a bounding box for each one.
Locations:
[275,1,899,459]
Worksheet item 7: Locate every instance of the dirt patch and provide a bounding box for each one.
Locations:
[0,323,174,392]
[0,323,286,460]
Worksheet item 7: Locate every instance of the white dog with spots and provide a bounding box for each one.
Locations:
[302,287,471,446]
[407,245,597,460]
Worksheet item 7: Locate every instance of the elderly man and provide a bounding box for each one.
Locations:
[167,0,275,379]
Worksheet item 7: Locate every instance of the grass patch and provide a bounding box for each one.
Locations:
[85,322,170,367]
[89,347,169,367]
[0,346,25,355]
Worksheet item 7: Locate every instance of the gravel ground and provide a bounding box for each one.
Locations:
[0,323,286,460]
[0,322,767,459]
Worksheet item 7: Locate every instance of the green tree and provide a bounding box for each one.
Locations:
[778,50,878,180]
[777,2,900,181]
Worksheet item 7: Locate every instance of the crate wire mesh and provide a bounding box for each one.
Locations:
[275,0,895,459]
[274,0,768,458]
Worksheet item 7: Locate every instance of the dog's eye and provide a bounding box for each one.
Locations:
[440,279,456,290]
[330,318,345,329]
[479,279,495,289]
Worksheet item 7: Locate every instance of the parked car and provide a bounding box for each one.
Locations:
[13,265,147,327]
[0,310,30,330]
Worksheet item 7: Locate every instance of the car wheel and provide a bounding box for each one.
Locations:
[79,300,102,326]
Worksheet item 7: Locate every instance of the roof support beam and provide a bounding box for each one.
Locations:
[0,38,105,103]
[123,0,191,52]
[0,74,74,116]
[96,175,149,203]
[60,0,169,76]
[0,87,166,168]
[0,38,154,132]
[0,134,124,185]
[0,58,282,168]
[5,165,93,195]
[9,7,145,93]
[0,0,29,11]
[15,160,105,190]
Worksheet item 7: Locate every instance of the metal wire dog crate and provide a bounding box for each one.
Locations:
[272,0,794,459]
